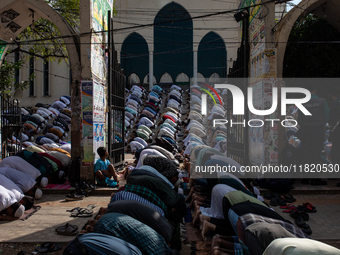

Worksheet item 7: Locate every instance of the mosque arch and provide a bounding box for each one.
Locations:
[121,32,149,81]
[128,73,140,84]
[154,2,193,81]
[160,72,173,83]
[198,31,226,78]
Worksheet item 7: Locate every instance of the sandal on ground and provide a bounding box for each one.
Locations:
[87,204,97,210]
[70,208,93,217]
[295,216,312,235]
[282,205,297,213]
[65,191,85,201]
[284,194,296,203]
[290,210,309,221]
[55,223,79,236]
[278,196,287,206]
[280,204,293,209]
[297,203,316,213]
[35,242,62,253]
[270,197,278,206]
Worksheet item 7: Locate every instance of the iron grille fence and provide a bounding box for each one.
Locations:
[1,94,22,159]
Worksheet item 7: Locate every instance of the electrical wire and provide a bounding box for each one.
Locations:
[0,0,278,46]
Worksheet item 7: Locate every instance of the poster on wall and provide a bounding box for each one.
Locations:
[239,0,262,24]
[0,40,8,66]
[91,34,106,82]
[91,0,112,83]
[248,19,278,165]
[82,111,94,164]
[81,81,94,166]
[250,21,265,58]
[93,81,106,162]
[92,0,112,31]
[93,81,105,122]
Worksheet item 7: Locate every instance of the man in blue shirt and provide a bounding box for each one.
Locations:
[94,147,118,187]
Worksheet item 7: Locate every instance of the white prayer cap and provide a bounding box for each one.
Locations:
[14,204,25,218]
[40,177,48,188]
[35,189,43,200]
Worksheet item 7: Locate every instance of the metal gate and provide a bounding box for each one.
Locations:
[1,94,22,159]
[107,11,126,166]
[226,11,250,165]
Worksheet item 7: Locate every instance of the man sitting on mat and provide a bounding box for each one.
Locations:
[94,147,119,187]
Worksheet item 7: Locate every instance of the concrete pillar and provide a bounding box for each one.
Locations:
[149,51,153,90]
[263,0,276,48]
[193,50,198,85]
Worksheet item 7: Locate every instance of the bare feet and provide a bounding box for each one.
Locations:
[85,225,94,232]
[199,214,210,230]
[185,187,195,202]
[201,220,214,241]
[98,207,107,215]
[192,205,201,226]
[212,235,221,248]
[189,194,197,208]
[88,219,98,227]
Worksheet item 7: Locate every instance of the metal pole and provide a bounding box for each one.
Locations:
[107,10,112,154]
[149,51,153,90]
[243,8,250,165]
[193,51,198,85]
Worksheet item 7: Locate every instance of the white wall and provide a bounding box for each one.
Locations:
[113,0,241,76]
[6,51,71,107]
[113,0,286,78]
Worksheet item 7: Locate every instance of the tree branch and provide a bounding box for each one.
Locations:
[17,48,67,59]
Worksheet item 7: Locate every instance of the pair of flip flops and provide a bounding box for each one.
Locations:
[290,209,309,221]
[269,194,296,206]
[270,196,286,206]
[67,204,96,217]
[293,214,312,235]
[282,204,313,236]
[297,202,316,213]
[55,223,79,236]
[35,242,62,253]
[65,190,85,201]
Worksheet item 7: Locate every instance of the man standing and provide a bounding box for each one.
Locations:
[297,85,329,185]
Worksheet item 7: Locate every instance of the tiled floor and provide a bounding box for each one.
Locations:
[258,179,340,194]
[2,193,340,243]
[266,193,340,240]
[0,195,110,242]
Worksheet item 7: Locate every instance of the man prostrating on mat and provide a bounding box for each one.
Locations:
[94,147,119,187]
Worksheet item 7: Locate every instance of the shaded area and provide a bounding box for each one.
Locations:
[154,2,193,81]
[121,32,149,84]
[198,31,227,78]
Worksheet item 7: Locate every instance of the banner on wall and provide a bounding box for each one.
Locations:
[239,0,261,24]
[91,0,112,83]
[81,81,94,166]
[248,21,278,165]
[93,81,106,162]
[0,40,8,66]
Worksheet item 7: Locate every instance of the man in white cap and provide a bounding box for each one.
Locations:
[127,141,145,154]
[0,176,26,219]
[0,156,49,188]
[138,117,155,128]
[0,167,36,193]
